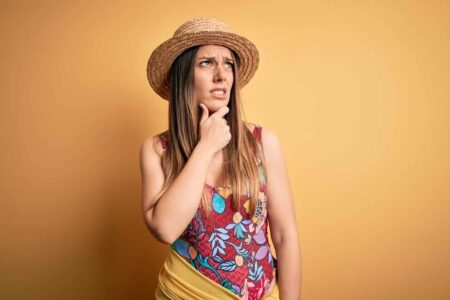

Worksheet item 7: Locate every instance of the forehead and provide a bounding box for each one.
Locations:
[196,45,232,58]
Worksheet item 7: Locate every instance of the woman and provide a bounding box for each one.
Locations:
[141,17,301,300]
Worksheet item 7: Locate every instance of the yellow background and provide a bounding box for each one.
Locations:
[1,1,449,299]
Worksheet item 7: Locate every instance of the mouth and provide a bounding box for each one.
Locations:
[210,87,227,99]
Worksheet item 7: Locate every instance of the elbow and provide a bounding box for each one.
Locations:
[152,229,177,245]
[144,211,178,245]
[150,225,175,245]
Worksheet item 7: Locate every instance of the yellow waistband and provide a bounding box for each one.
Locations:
[155,248,279,300]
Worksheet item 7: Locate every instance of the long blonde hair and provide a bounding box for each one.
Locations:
[154,45,265,219]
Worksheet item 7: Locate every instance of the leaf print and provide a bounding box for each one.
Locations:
[221,279,238,294]
[169,164,275,299]
[233,223,246,239]
[189,260,197,270]
[209,226,230,259]
[196,253,223,283]
[218,238,226,249]
[252,227,266,244]
[249,264,256,280]
[216,227,228,234]
[218,260,237,272]
[208,233,216,242]
[232,284,241,295]
[225,223,236,230]
[255,245,269,260]
[248,260,264,283]
[237,248,250,258]
[225,241,250,258]
[256,265,264,281]
[217,233,230,240]
[211,239,226,256]
[213,255,224,263]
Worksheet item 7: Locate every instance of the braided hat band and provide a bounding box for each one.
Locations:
[146,17,259,101]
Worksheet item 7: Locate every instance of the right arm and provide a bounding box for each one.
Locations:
[140,104,230,244]
[140,138,214,244]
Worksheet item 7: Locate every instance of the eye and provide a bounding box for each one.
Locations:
[226,61,234,68]
[200,60,212,67]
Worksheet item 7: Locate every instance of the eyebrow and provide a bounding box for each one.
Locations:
[198,56,234,62]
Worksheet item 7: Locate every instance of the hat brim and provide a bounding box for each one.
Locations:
[147,31,259,101]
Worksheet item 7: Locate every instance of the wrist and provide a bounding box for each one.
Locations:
[195,140,215,159]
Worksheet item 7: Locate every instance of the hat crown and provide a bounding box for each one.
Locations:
[173,17,230,37]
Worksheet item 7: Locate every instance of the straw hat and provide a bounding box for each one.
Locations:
[146,17,259,101]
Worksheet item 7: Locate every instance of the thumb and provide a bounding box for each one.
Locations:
[199,103,209,124]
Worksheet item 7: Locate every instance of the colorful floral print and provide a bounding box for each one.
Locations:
[161,125,277,300]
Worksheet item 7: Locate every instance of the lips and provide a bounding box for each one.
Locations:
[210,87,227,93]
[210,87,227,99]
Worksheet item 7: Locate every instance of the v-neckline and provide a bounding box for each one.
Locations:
[204,182,231,193]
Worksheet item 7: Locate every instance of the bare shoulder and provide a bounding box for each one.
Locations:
[260,126,283,159]
[139,132,167,205]
[140,131,167,159]
[260,125,279,144]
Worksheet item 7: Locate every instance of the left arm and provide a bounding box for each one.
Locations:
[261,127,302,300]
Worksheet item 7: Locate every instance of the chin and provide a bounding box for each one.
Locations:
[205,101,229,112]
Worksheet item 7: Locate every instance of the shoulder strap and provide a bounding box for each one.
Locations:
[159,132,168,150]
[251,124,265,168]
[252,124,262,144]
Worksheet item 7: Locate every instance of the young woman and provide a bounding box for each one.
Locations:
[141,18,301,300]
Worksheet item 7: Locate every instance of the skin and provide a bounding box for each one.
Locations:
[140,44,302,299]
[194,45,234,185]
[194,44,234,113]
[261,126,302,299]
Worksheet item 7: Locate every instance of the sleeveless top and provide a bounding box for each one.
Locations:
[159,124,278,300]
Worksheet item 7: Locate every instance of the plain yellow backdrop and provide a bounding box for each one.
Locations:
[1,0,449,299]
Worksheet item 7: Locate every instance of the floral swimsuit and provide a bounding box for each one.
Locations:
[159,124,277,300]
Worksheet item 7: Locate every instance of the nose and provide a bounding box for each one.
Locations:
[213,64,227,82]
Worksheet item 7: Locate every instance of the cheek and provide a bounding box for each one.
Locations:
[194,75,209,93]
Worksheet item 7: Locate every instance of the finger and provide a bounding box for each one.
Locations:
[211,105,230,119]
[199,103,209,123]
